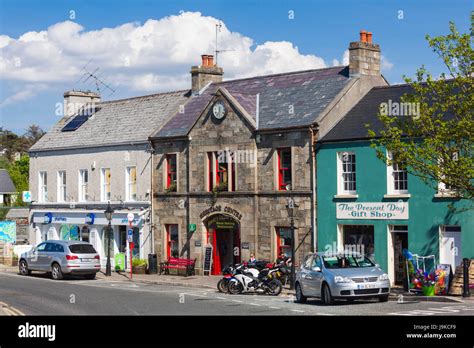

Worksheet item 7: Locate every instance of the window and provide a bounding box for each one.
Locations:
[166,224,179,258]
[277,148,292,190]
[338,152,356,194]
[126,166,137,201]
[101,168,111,201]
[387,152,408,194]
[69,244,97,254]
[276,227,292,258]
[207,151,235,191]
[57,171,67,202]
[437,152,458,194]
[166,154,177,192]
[39,171,48,202]
[79,169,89,201]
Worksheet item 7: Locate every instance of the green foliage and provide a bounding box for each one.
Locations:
[132,258,147,267]
[7,155,29,206]
[368,22,473,202]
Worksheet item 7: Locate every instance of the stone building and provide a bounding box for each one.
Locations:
[150,31,387,274]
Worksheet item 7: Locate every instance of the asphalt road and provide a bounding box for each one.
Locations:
[0,272,473,316]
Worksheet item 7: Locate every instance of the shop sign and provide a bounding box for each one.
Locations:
[199,205,242,221]
[241,242,250,250]
[85,213,95,225]
[336,202,408,220]
[43,213,53,224]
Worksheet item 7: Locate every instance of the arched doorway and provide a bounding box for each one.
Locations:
[204,214,241,275]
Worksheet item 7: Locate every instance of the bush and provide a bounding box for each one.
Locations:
[132,258,147,267]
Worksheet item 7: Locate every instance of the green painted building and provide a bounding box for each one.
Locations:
[316,85,473,285]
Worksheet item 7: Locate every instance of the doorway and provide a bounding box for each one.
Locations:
[388,225,408,286]
[440,226,462,274]
[206,214,240,275]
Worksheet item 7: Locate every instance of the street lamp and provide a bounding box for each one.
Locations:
[104,201,114,276]
[286,193,299,290]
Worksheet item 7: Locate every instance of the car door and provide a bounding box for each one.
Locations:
[28,243,47,270]
[311,256,324,297]
[300,255,318,296]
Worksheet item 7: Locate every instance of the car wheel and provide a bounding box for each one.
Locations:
[295,283,307,303]
[84,273,96,280]
[51,263,64,280]
[379,295,389,302]
[321,283,334,305]
[19,260,31,276]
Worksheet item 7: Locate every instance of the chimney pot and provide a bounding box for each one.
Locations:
[201,54,208,67]
[360,30,367,43]
[207,55,214,67]
[367,32,373,44]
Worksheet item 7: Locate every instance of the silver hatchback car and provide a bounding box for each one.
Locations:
[295,252,390,305]
[19,240,100,280]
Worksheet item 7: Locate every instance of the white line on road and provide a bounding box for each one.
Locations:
[249,303,261,306]
[291,309,305,313]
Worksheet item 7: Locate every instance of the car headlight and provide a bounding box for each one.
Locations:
[378,273,389,281]
[334,276,352,283]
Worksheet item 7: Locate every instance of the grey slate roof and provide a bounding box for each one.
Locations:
[0,169,16,193]
[154,66,351,138]
[321,84,413,142]
[30,90,190,151]
[6,208,28,219]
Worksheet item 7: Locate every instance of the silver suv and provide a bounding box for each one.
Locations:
[19,240,100,280]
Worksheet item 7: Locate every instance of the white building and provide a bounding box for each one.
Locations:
[28,90,189,269]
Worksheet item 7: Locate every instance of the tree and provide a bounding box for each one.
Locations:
[23,124,45,147]
[368,22,473,203]
[7,154,29,206]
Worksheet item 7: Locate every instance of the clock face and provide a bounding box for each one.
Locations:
[212,101,226,120]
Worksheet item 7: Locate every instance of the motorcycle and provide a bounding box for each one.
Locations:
[228,264,282,296]
[217,264,238,293]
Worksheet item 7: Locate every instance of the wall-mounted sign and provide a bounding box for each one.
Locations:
[194,241,202,247]
[241,242,250,250]
[189,224,197,232]
[200,205,242,221]
[85,213,95,225]
[336,202,409,220]
[43,213,53,224]
[22,191,32,203]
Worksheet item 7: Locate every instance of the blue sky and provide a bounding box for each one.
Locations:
[0,0,472,134]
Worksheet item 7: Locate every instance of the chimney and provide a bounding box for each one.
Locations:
[349,30,381,77]
[63,90,101,117]
[190,54,223,94]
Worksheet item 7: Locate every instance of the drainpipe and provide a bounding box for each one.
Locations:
[310,126,318,252]
[148,139,155,255]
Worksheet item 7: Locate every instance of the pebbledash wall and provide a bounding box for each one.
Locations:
[316,140,474,284]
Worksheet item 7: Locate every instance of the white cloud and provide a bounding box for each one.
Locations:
[0,11,329,101]
[0,84,47,107]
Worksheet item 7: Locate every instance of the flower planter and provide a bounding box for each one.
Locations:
[132,265,146,274]
[422,285,435,296]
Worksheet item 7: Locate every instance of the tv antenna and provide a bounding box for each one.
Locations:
[215,21,235,65]
[75,60,116,97]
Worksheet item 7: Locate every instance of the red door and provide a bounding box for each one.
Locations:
[212,229,221,275]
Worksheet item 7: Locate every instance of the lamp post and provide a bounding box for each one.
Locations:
[286,194,299,290]
[104,201,114,277]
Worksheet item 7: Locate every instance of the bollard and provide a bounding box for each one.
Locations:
[462,258,470,298]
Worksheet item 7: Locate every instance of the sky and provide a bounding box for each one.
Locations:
[0,0,472,134]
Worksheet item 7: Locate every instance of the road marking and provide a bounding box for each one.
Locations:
[232,300,243,303]
[291,309,305,313]
[268,306,281,310]
[249,303,261,306]
[0,301,25,316]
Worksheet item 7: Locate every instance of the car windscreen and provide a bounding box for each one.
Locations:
[322,255,374,268]
[68,244,97,254]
